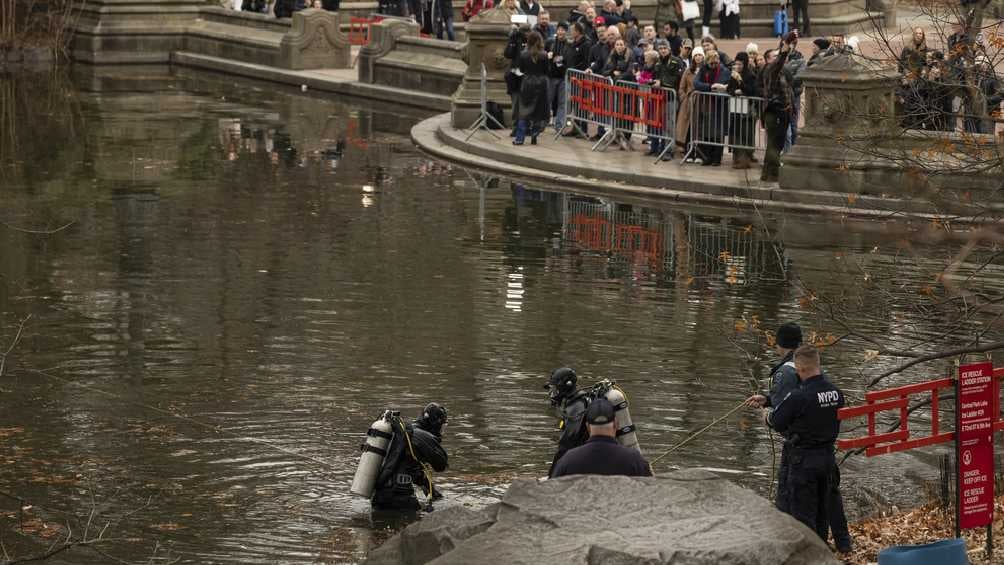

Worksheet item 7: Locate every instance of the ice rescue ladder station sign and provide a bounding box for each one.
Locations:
[955,361,997,534]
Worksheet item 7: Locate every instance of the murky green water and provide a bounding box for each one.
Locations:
[0,66,997,564]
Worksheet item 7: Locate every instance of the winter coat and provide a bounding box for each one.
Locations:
[654,54,686,91]
[783,49,806,96]
[728,67,757,147]
[675,67,697,147]
[520,0,540,15]
[603,49,637,82]
[547,37,571,78]
[898,44,928,77]
[588,42,612,73]
[565,36,593,71]
[517,50,551,122]
[504,32,528,95]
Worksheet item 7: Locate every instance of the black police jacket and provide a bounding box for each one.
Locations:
[766,350,799,408]
[767,374,844,449]
[550,436,653,478]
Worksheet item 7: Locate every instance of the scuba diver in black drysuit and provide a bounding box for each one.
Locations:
[545,368,593,477]
[371,403,449,513]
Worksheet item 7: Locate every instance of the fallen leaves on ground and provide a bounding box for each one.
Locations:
[842,494,1004,564]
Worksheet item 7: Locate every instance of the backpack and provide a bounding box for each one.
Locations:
[486,101,507,129]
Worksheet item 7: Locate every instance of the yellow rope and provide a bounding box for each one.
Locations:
[649,400,747,467]
[397,419,435,508]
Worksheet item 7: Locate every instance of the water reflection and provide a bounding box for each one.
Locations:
[0,66,975,564]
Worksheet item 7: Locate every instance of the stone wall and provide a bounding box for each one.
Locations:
[71,2,349,70]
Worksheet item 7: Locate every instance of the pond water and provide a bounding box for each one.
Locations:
[0,66,995,564]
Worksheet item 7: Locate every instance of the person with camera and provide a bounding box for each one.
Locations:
[546,22,571,132]
[759,37,793,182]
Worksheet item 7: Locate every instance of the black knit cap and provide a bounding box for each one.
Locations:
[813,38,831,50]
[775,322,803,349]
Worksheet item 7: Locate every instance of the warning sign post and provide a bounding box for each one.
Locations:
[837,360,1002,558]
[955,361,997,541]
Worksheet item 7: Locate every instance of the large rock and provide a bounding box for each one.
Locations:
[365,470,840,565]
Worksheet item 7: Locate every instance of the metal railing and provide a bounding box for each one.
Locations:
[683,91,766,163]
[558,70,677,162]
[611,80,677,161]
[560,69,614,149]
[465,63,504,141]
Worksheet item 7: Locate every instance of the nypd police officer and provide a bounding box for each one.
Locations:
[544,367,592,476]
[746,323,852,553]
[745,322,802,510]
[371,403,449,513]
[764,345,844,542]
[550,398,652,478]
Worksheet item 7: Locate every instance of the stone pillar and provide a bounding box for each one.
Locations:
[71,0,204,64]
[357,18,421,84]
[278,9,350,70]
[779,53,901,196]
[450,6,513,129]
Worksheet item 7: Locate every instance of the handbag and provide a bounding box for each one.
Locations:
[681,0,700,21]
[773,9,788,37]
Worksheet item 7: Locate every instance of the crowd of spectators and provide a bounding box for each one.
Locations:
[896,24,1003,134]
[500,0,850,182]
[227,0,1003,177]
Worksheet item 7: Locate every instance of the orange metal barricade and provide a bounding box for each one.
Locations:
[348,16,383,46]
[837,367,1004,456]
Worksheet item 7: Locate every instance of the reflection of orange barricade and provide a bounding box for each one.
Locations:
[346,119,368,150]
[569,214,663,265]
[348,16,383,46]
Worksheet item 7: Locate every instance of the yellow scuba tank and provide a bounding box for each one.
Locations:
[350,411,395,498]
[595,380,641,453]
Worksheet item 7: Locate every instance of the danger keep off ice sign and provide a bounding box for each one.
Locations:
[957,361,997,530]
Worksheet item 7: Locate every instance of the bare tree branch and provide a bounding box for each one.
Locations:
[0,315,31,378]
[868,340,1004,387]
[0,221,74,235]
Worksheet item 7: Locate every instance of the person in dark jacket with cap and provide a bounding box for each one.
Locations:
[550,398,653,478]
[765,345,844,545]
[745,323,852,553]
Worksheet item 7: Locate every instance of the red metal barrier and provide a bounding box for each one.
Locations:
[348,16,383,46]
[572,79,668,129]
[837,367,1004,456]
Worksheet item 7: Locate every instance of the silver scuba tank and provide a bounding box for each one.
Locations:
[596,380,641,453]
[350,412,395,498]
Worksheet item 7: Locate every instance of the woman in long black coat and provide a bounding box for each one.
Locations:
[514,31,551,145]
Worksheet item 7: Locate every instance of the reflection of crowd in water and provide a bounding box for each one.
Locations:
[218,119,345,170]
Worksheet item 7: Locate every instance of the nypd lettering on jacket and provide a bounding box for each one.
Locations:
[817,390,840,407]
[767,374,845,449]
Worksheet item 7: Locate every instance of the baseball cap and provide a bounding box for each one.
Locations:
[586,398,616,425]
